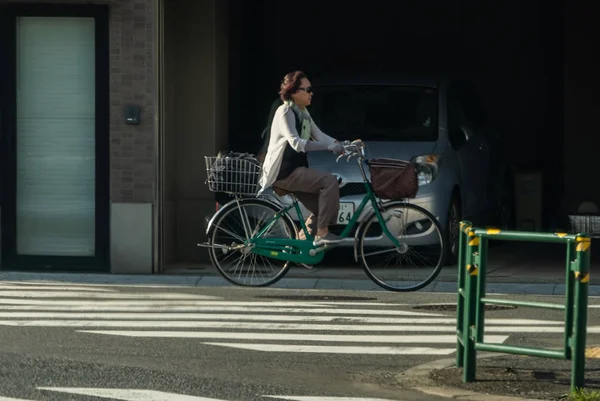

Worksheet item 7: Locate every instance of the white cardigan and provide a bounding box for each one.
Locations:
[258,102,336,194]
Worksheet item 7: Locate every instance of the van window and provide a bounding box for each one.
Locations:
[309,85,438,141]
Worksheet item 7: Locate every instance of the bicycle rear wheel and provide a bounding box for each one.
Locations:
[357,201,445,291]
[207,199,296,287]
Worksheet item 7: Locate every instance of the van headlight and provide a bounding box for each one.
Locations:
[411,154,441,186]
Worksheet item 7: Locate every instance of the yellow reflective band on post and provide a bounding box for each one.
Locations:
[576,241,591,252]
[487,228,501,235]
[555,232,567,237]
[270,251,279,257]
[466,264,478,276]
[575,271,590,283]
[469,237,480,246]
[575,236,591,252]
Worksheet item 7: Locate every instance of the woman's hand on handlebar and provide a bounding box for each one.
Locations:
[333,138,365,162]
[328,140,344,154]
[342,139,364,152]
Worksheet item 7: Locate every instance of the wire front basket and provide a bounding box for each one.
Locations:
[205,152,261,196]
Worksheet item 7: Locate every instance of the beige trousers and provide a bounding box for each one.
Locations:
[273,167,339,235]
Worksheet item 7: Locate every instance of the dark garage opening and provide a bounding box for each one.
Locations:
[227,0,564,230]
[220,0,567,268]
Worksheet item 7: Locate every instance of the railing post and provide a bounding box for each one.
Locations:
[571,234,590,390]
[475,235,489,345]
[462,228,479,382]
[456,221,470,367]
[454,227,589,389]
[564,241,575,360]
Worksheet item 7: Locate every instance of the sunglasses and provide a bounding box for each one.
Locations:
[297,86,313,94]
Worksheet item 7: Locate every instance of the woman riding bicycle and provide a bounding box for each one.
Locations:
[258,71,345,246]
[204,73,445,290]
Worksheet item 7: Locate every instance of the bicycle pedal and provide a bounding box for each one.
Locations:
[308,245,328,256]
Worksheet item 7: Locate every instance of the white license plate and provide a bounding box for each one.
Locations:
[337,202,355,225]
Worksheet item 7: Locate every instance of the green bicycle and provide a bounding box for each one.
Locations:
[199,140,446,292]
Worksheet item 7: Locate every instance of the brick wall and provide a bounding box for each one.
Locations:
[109,0,156,203]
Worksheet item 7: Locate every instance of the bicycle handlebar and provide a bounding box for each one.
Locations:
[336,139,365,163]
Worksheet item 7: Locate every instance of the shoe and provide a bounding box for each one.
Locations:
[312,233,343,246]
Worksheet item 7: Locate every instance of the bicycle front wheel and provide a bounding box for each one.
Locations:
[357,202,445,291]
[207,198,296,287]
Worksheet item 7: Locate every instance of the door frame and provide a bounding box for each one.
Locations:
[154,0,166,274]
[0,4,110,271]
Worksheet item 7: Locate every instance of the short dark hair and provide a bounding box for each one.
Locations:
[279,70,307,101]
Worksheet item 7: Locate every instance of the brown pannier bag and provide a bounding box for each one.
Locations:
[367,158,419,200]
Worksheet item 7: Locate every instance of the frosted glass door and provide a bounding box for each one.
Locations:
[16,17,96,256]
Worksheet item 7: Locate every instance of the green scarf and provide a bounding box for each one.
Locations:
[287,100,312,140]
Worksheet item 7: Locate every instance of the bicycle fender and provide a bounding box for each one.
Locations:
[352,200,412,262]
[205,197,297,236]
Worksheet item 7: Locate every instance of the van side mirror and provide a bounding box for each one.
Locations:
[460,125,474,142]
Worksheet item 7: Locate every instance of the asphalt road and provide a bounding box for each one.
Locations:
[0,280,599,401]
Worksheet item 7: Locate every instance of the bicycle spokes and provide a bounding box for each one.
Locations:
[360,203,445,291]
[209,202,294,286]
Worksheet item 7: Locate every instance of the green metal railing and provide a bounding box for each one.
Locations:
[456,221,591,390]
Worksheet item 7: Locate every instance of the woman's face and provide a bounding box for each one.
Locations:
[291,78,313,108]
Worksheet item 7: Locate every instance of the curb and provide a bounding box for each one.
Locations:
[395,354,546,401]
[1,271,599,295]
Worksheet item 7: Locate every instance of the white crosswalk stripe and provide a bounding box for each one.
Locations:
[0,291,219,300]
[38,388,226,400]
[266,397,398,401]
[0,280,587,356]
[0,397,36,401]
[2,387,404,400]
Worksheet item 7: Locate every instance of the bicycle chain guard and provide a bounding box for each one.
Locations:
[250,237,326,265]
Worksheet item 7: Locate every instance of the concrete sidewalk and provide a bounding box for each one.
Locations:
[1,242,597,295]
[1,261,598,296]
[158,241,599,295]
